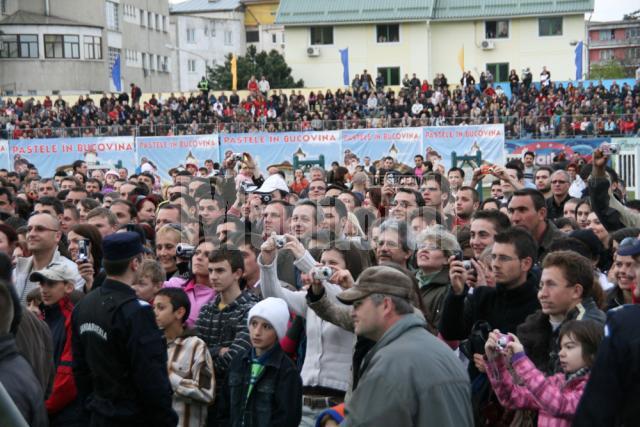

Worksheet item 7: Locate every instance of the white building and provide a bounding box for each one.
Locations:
[169,0,245,93]
[275,0,594,88]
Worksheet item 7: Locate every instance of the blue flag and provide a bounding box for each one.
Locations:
[574,41,583,81]
[339,48,349,86]
[112,54,122,91]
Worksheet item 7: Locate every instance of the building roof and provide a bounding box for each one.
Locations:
[275,0,594,25]
[0,10,101,27]
[170,0,243,14]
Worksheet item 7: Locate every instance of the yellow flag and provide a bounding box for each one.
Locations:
[230,54,237,91]
[457,45,464,73]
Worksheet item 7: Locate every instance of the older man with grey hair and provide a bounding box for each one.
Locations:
[337,266,473,427]
[546,169,571,220]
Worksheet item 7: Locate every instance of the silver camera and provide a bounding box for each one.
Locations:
[600,142,620,156]
[274,235,286,249]
[312,266,333,281]
[233,152,243,161]
[77,239,90,263]
[176,243,195,258]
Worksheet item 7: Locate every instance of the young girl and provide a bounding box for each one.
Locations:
[485,320,603,427]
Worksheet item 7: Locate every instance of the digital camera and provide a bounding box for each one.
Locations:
[496,334,513,351]
[311,266,333,281]
[77,239,90,263]
[600,142,620,156]
[176,243,195,259]
[274,235,286,249]
[233,152,243,161]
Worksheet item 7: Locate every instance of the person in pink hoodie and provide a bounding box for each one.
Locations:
[164,241,216,328]
[484,320,603,427]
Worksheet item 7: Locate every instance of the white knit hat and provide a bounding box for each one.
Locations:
[247,297,290,340]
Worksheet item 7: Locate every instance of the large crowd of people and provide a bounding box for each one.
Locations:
[1,68,639,140]
[1,135,640,427]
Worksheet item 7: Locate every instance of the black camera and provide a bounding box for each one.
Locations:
[176,243,195,259]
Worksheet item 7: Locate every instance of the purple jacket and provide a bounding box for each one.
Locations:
[163,277,216,328]
[486,354,588,427]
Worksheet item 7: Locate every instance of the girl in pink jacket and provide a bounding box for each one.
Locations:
[485,320,603,427]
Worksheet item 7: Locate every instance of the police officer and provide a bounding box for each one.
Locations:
[71,232,177,426]
[573,304,640,426]
[198,76,210,100]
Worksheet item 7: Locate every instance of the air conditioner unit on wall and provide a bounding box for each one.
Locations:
[481,40,495,50]
[307,46,320,57]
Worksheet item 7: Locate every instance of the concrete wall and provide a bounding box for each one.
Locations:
[1,60,109,93]
[283,22,430,88]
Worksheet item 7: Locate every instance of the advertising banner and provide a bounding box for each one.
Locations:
[0,140,8,170]
[423,124,506,168]
[506,137,610,165]
[341,127,422,166]
[137,134,219,181]
[219,131,341,170]
[8,136,136,177]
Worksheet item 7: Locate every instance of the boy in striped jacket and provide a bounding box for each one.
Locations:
[155,288,215,427]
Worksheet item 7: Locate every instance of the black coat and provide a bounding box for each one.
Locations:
[439,272,541,341]
[222,345,302,427]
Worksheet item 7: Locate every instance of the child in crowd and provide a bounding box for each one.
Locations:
[31,263,85,426]
[485,320,603,427]
[133,259,164,303]
[222,297,302,427]
[154,287,215,427]
[26,287,43,317]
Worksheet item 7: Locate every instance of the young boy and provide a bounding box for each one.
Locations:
[154,287,215,427]
[30,263,85,426]
[223,297,302,427]
[26,287,43,318]
[133,259,164,302]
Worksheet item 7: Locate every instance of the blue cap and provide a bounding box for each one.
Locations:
[617,237,640,257]
[103,232,144,261]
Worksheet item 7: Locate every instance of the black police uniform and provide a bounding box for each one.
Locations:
[71,278,178,427]
[573,304,640,426]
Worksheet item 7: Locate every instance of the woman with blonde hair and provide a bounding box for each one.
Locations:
[156,224,192,281]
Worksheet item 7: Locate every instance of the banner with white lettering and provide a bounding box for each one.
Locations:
[9,136,136,177]
[342,127,423,166]
[219,131,341,171]
[137,134,219,181]
[0,140,8,170]
[423,124,505,168]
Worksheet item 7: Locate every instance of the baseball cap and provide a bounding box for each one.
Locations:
[30,263,75,283]
[337,266,413,305]
[255,174,289,194]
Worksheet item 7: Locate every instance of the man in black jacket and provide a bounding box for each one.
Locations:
[439,228,540,363]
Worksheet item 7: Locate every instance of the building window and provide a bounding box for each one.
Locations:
[187,59,196,73]
[209,22,216,37]
[155,14,160,31]
[486,62,509,82]
[161,56,169,72]
[163,16,167,32]
[246,30,259,43]
[599,49,614,61]
[539,17,562,36]
[626,27,640,39]
[272,33,277,43]
[485,20,509,39]
[0,34,38,58]
[44,35,80,58]
[106,1,120,31]
[187,28,196,43]
[376,24,399,43]
[599,30,615,41]
[141,52,147,69]
[148,11,153,30]
[377,67,400,85]
[140,8,145,27]
[310,26,333,45]
[224,31,232,46]
[84,36,102,59]
[1,0,7,15]
[627,47,640,59]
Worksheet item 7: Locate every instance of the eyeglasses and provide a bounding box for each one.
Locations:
[27,225,59,233]
[551,180,568,185]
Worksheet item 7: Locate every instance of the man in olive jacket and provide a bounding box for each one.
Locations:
[337,266,473,427]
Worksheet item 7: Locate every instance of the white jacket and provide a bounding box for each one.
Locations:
[13,250,85,303]
[258,251,353,392]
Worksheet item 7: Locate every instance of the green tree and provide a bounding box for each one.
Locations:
[590,60,629,79]
[207,45,303,90]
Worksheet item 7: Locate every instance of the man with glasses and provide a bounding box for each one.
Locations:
[14,213,84,303]
[307,179,327,202]
[440,228,540,379]
[546,170,571,220]
[389,188,424,222]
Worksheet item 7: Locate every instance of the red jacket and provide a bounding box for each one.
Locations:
[42,296,78,414]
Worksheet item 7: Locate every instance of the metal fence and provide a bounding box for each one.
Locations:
[2,114,639,140]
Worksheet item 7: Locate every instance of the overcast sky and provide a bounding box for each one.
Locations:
[169,0,638,22]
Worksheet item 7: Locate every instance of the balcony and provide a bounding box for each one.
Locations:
[590,36,640,48]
